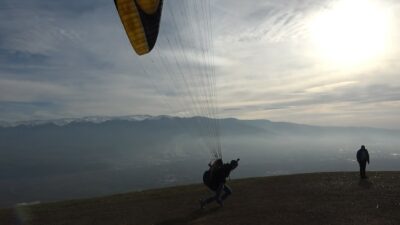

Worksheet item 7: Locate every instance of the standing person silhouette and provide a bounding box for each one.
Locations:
[356,145,370,179]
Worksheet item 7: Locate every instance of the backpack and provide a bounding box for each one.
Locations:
[203,169,220,191]
[203,159,223,190]
[203,170,212,187]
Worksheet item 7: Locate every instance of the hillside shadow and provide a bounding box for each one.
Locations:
[155,207,221,225]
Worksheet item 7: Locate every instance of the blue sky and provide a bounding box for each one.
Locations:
[1,0,400,129]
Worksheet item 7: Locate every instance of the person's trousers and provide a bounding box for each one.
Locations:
[205,184,232,204]
[359,161,367,178]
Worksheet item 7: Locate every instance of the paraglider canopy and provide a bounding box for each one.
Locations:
[115,0,222,160]
[114,0,163,55]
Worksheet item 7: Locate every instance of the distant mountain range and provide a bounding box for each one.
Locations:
[1,115,398,135]
[0,115,171,127]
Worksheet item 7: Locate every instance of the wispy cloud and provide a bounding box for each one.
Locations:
[0,0,400,129]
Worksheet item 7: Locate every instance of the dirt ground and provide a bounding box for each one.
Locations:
[1,171,400,225]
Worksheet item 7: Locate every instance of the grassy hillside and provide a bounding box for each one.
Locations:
[1,172,400,225]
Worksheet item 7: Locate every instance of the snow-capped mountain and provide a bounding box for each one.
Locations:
[0,115,177,127]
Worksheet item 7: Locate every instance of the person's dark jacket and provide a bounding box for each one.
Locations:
[204,159,239,191]
[212,163,235,184]
[357,148,370,163]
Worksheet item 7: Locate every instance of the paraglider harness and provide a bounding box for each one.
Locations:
[203,158,240,191]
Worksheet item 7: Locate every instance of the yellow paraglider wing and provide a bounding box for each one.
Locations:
[114,0,163,55]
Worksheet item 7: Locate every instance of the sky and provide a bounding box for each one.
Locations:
[1,0,400,129]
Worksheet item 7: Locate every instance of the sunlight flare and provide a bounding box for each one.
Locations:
[309,0,393,67]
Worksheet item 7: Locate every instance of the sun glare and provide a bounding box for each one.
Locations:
[309,0,392,67]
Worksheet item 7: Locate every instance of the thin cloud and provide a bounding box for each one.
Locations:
[0,0,400,129]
